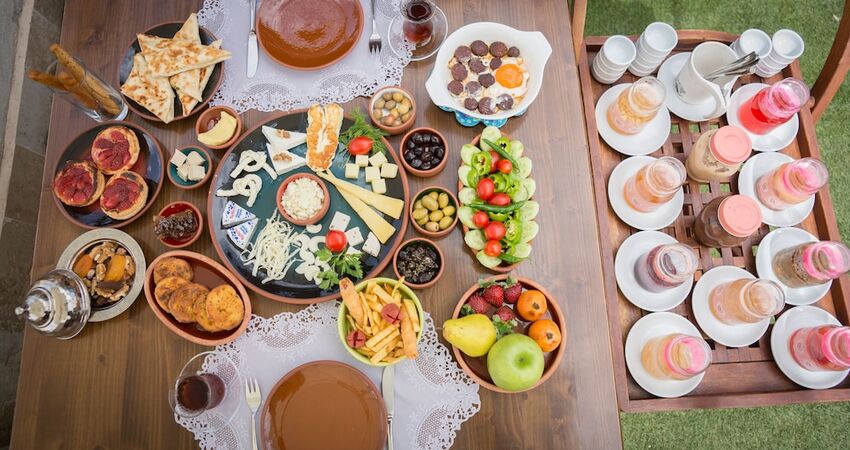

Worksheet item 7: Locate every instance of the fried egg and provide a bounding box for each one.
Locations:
[489,61,529,98]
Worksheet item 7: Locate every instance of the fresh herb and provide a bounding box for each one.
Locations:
[315,245,364,290]
[340,108,389,154]
[492,315,518,338]
[460,304,475,317]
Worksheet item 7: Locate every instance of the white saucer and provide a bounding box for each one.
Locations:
[596,83,672,156]
[692,265,770,347]
[615,231,694,311]
[608,156,684,231]
[738,152,814,227]
[755,227,830,306]
[771,305,849,389]
[657,53,722,122]
[727,83,799,152]
[625,312,706,398]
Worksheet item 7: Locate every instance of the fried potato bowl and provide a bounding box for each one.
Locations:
[337,277,425,367]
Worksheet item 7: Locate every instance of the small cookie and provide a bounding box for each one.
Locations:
[450,64,468,81]
[489,41,508,57]
[193,295,222,332]
[463,98,479,111]
[153,257,193,284]
[479,73,496,88]
[453,45,472,63]
[447,80,464,95]
[206,285,244,331]
[468,58,486,74]
[154,276,190,313]
[507,46,520,57]
[168,282,208,323]
[470,40,488,56]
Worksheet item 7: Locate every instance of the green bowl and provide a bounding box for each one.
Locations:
[167,146,211,190]
[337,277,425,366]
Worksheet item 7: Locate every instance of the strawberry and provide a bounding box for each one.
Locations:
[466,293,490,314]
[504,282,522,305]
[483,284,504,307]
[495,305,515,322]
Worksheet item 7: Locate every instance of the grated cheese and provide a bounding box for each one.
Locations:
[281,177,325,220]
[240,214,305,283]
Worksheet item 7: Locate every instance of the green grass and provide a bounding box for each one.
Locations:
[586,1,850,448]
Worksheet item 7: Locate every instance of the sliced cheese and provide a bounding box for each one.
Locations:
[170,150,188,166]
[364,166,380,183]
[345,227,364,246]
[317,171,404,219]
[227,218,258,249]
[362,232,381,257]
[186,151,204,166]
[187,164,205,181]
[380,163,398,179]
[265,143,306,175]
[336,187,395,244]
[262,125,307,152]
[355,154,369,167]
[369,152,388,168]
[329,211,350,231]
[222,201,256,228]
[345,163,360,180]
[371,178,387,195]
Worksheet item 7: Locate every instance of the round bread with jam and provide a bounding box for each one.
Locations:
[53,160,105,207]
[99,170,148,220]
[90,126,141,175]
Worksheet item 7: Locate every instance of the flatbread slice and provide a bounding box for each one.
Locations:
[178,40,221,115]
[306,103,343,171]
[173,13,200,42]
[138,34,231,77]
[169,14,203,103]
[120,53,174,123]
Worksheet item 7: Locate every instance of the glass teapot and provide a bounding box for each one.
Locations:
[15,269,90,339]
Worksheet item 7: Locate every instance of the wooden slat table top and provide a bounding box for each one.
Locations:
[11,1,621,449]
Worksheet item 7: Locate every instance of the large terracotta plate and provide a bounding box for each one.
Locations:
[50,121,165,229]
[207,110,409,304]
[257,0,364,70]
[260,361,387,450]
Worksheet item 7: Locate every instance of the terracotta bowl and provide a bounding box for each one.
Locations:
[392,238,445,289]
[154,201,204,249]
[450,275,565,394]
[143,250,252,346]
[195,106,243,150]
[166,145,214,190]
[410,186,458,238]
[275,173,330,226]
[399,127,448,177]
[369,86,417,135]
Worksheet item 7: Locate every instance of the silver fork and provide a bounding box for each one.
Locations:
[245,378,261,450]
[369,0,382,54]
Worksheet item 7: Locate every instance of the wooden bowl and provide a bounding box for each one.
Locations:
[449,275,565,393]
[275,173,330,226]
[154,201,204,249]
[392,238,444,289]
[195,106,243,150]
[143,250,252,346]
[167,145,214,190]
[410,186,458,238]
[399,127,448,177]
[369,86,417,135]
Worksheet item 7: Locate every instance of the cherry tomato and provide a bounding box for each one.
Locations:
[476,177,495,201]
[497,159,513,174]
[472,210,490,228]
[484,240,502,257]
[348,136,373,155]
[488,192,511,206]
[326,230,347,253]
[489,151,500,173]
[484,221,506,241]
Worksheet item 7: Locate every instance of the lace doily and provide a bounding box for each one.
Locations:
[176,301,481,449]
[197,0,412,113]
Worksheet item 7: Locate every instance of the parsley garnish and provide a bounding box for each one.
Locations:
[339,108,389,154]
[315,245,364,290]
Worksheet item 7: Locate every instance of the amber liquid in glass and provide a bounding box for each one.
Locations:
[402,1,435,45]
[177,374,225,412]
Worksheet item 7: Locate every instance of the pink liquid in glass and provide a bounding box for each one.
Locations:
[641,333,711,380]
[634,243,699,293]
[790,325,850,371]
[738,78,809,135]
[772,241,850,288]
[755,157,829,211]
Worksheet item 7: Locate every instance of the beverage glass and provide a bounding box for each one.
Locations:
[693,195,762,248]
[709,278,785,325]
[169,352,230,419]
[402,0,436,46]
[737,78,809,135]
[755,157,828,211]
[607,77,666,135]
[42,58,127,122]
[790,325,850,371]
[772,241,850,288]
[634,243,699,292]
[623,156,686,212]
[641,333,712,380]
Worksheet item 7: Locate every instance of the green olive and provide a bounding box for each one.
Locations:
[442,205,456,217]
[421,196,438,211]
[392,92,404,102]
[425,222,440,232]
[438,192,450,208]
[375,99,386,109]
[429,210,444,222]
[414,200,423,209]
[428,191,439,200]
[416,216,429,226]
[385,100,396,110]
[396,103,410,115]
[412,208,428,220]
[401,112,411,122]
[382,92,393,101]
[439,216,454,230]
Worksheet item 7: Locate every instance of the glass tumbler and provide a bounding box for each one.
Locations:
[634,243,699,292]
[737,78,809,135]
[607,76,666,135]
[641,333,712,380]
[623,156,686,212]
[402,0,436,46]
[755,157,829,211]
[709,278,785,325]
[772,241,850,288]
[41,57,127,122]
[168,351,242,432]
[790,325,850,371]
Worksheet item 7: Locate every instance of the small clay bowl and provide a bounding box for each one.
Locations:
[195,105,243,150]
[392,238,444,289]
[369,86,416,135]
[450,275,566,394]
[399,127,448,177]
[166,145,214,190]
[276,173,330,226]
[410,186,458,238]
[154,201,204,249]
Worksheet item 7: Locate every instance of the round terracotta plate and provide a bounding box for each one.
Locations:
[51,121,165,229]
[260,361,386,450]
[257,0,364,70]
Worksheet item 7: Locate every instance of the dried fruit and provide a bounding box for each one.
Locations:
[72,254,94,278]
[103,255,126,282]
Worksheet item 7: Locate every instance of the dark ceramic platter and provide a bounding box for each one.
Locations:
[207,110,410,304]
[51,121,165,229]
[118,22,224,122]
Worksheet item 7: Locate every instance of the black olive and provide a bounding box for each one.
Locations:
[413,133,423,144]
[404,150,416,162]
[431,135,441,145]
[411,159,422,168]
[435,147,445,159]
[422,133,432,144]
[406,140,415,149]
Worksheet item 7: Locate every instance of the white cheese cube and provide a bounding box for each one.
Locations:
[362,232,381,257]
[345,163,360,180]
[170,150,188,167]
[355,154,370,167]
[371,178,387,195]
[364,166,380,183]
[186,151,205,166]
[187,165,206,181]
[380,163,398,179]
[177,164,190,181]
[369,152,388,168]
[345,227,364,246]
[329,211,350,231]
[346,246,362,255]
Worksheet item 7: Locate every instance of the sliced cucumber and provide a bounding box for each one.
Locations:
[460,144,479,165]
[521,221,539,242]
[518,201,540,221]
[516,156,533,179]
[521,178,537,199]
[458,165,475,188]
[465,229,487,250]
[476,250,502,268]
[457,206,477,229]
[481,126,501,143]
[458,187,478,206]
[509,140,524,159]
[510,185,529,203]
[509,242,532,259]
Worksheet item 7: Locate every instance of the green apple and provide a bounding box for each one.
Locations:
[487,334,544,391]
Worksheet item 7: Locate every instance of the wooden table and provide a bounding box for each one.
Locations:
[11,1,621,448]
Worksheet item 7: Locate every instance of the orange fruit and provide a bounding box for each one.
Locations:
[528,319,561,352]
[516,290,547,321]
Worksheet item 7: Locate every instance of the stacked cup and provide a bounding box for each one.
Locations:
[730,28,772,59]
[629,22,678,77]
[754,29,804,77]
[592,35,636,84]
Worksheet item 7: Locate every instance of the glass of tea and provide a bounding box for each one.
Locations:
[402,0,436,46]
[169,351,237,420]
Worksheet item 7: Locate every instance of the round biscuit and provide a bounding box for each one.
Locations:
[153,257,194,284]
[153,276,190,313]
[206,284,244,331]
[168,282,208,323]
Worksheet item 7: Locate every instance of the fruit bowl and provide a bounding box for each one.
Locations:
[448,275,565,393]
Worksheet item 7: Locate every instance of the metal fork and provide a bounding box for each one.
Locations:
[369,0,382,54]
[245,378,261,450]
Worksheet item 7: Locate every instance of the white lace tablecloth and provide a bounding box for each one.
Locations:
[177,301,481,449]
[197,0,412,113]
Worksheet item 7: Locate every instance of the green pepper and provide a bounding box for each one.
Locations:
[471,151,491,175]
[498,253,525,264]
[482,138,519,168]
[489,173,509,193]
[503,219,522,244]
[468,200,526,214]
[488,211,509,222]
[504,175,523,197]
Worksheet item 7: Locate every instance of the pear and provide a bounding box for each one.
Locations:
[442,314,497,357]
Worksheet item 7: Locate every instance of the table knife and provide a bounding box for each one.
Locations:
[247,0,258,78]
[382,366,395,450]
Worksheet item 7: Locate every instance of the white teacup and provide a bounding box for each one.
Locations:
[731,29,772,59]
[639,22,677,58]
[674,42,740,119]
[599,35,637,69]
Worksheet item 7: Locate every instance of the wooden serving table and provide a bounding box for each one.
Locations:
[11,1,621,449]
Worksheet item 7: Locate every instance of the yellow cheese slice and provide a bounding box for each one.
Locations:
[318,171,404,219]
[336,187,395,244]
